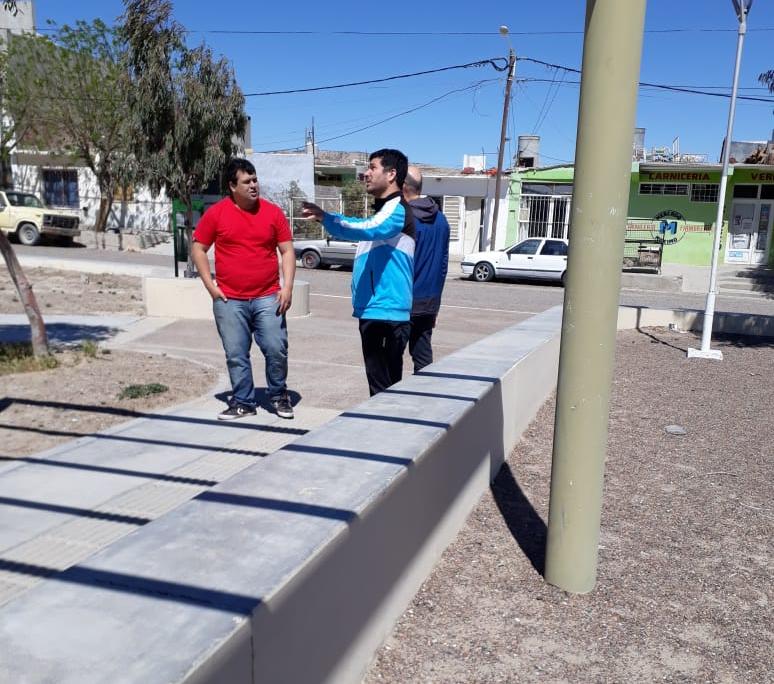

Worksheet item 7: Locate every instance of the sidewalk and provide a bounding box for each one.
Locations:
[0,285,533,609]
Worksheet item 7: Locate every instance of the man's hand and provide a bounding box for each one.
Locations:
[301,201,324,221]
[277,285,293,315]
[209,285,228,302]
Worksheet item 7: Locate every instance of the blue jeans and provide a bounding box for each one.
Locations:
[213,294,288,408]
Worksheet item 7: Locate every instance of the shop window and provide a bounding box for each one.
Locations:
[690,184,720,203]
[732,184,758,199]
[761,185,774,200]
[639,183,688,196]
[42,169,79,208]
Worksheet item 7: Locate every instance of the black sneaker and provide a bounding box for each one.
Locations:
[218,404,257,421]
[270,395,294,419]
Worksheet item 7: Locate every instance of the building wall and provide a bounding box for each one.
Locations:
[248,152,315,212]
[508,164,774,266]
[12,162,171,233]
[421,175,509,255]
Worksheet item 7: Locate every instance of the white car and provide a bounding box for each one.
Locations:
[461,237,569,284]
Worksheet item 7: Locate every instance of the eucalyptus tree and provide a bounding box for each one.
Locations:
[121,0,246,274]
[14,21,137,246]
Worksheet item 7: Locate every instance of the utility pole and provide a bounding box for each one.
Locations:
[544,0,647,594]
[489,48,515,251]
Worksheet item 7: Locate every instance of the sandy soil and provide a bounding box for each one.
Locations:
[0,267,145,316]
[0,268,218,457]
[365,328,773,684]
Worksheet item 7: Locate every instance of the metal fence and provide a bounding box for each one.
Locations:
[518,194,572,241]
[287,193,370,240]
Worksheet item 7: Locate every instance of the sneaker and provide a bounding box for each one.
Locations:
[270,395,294,419]
[218,404,256,421]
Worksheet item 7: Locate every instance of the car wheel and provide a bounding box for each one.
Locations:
[16,223,41,246]
[301,250,321,269]
[473,261,494,282]
[560,270,567,286]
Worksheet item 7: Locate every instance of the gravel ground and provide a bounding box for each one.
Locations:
[365,328,773,684]
[0,268,218,456]
[0,267,144,315]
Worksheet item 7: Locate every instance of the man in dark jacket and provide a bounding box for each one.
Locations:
[403,165,450,372]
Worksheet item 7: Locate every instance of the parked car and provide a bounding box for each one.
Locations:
[0,189,80,246]
[294,236,357,269]
[461,237,569,284]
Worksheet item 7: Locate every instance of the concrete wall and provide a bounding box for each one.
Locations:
[0,307,563,684]
[144,277,311,319]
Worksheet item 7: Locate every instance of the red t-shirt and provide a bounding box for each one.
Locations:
[193,197,292,300]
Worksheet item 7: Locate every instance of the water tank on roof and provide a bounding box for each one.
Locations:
[633,127,646,159]
[517,135,540,168]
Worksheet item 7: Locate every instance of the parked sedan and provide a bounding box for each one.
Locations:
[294,236,357,269]
[461,237,569,284]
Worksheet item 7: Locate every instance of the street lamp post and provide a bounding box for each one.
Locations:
[688,0,752,361]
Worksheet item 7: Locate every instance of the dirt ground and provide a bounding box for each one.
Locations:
[0,268,218,457]
[365,328,773,684]
[0,266,145,316]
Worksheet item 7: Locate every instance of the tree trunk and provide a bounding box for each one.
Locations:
[0,230,49,357]
[94,194,114,250]
[0,150,14,189]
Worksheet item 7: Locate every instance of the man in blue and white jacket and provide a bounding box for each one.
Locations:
[302,148,415,396]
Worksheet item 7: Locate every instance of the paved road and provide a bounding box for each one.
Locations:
[14,243,774,314]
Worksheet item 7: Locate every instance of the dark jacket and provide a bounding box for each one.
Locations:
[409,197,450,316]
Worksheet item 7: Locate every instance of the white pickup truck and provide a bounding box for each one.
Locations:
[0,189,80,245]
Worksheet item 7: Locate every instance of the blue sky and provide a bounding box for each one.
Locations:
[25,1,774,169]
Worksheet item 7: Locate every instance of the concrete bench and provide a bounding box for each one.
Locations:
[0,307,562,684]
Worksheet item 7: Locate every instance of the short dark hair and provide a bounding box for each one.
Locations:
[225,158,256,189]
[369,148,408,188]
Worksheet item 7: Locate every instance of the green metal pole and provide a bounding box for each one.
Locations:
[544,0,647,594]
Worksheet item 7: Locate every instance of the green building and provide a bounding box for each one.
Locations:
[506,162,774,268]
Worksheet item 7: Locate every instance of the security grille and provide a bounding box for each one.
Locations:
[519,194,571,241]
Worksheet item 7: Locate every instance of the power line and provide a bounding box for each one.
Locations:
[255,80,499,152]
[20,26,774,36]
[243,58,508,97]
[518,57,774,103]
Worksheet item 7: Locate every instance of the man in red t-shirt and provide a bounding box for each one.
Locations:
[191,158,296,420]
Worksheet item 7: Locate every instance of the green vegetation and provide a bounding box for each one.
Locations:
[80,340,99,358]
[118,383,169,400]
[0,342,58,375]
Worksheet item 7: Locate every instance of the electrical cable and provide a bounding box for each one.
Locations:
[517,57,774,103]
[243,58,508,97]
[254,79,499,151]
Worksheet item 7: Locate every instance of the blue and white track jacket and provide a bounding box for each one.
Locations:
[322,192,415,321]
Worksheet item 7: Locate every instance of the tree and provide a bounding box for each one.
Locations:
[0,25,49,356]
[760,70,774,93]
[341,178,368,217]
[5,22,137,247]
[121,0,246,275]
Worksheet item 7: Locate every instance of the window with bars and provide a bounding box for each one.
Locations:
[41,169,79,208]
[639,183,689,196]
[690,184,719,203]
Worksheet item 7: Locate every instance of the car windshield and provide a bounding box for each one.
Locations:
[507,239,541,255]
[5,192,44,208]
